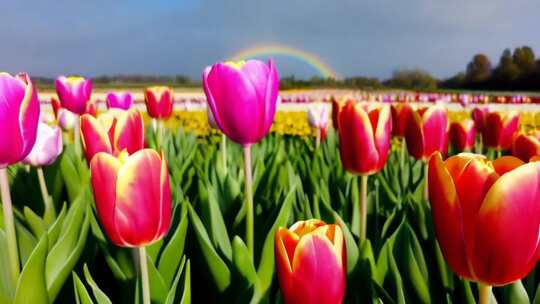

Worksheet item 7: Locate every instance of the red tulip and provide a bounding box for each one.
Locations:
[90,149,172,247]
[80,109,145,163]
[51,96,61,119]
[512,132,540,162]
[482,111,519,150]
[390,103,412,137]
[428,152,540,285]
[331,99,346,130]
[55,76,92,115]
[405,105,448,160]
[0,73,41,168]
[449,119,475,152]
[275,219,346,304]
[144,86,173,119]
[471,107,490,133]
[338,101,392,175]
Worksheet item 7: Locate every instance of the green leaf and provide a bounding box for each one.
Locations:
[187,203,231,292]
[232,236,259,293]
[23,207,46,238]
[83,264,113,304]
[72,272,94,304]
[179,260,191,304]
[46,200,90,301]
[503,280,530,304]
[14,234,49,304]
[333,211,359,275]
[164,257,188,304]
[145,253,168,303]
[159,206,189,287]
[254,185,296,302]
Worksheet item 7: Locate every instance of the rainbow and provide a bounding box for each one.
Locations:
[231,43,340,79]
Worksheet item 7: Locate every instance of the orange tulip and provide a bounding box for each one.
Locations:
[512,131,540,162]
[482,111,519,150]
[275,220,346,304]
[405,105,448,160]
[390,103,412,137]
[337,101,392,175]
[449,119,475,152]
[428,152,540,285]
[90,149,171,247]
[80,109,144,163]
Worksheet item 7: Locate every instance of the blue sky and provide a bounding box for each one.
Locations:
[1,0,539,79]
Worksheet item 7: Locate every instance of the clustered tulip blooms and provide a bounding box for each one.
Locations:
[405,105,448,160]
[428,152,540,286]
[55,76,93,115]
[0,73,41,167]
[275,220,346,304]
[203,59,279,146]
[106,91,133,110]
[80,109,145,163]
[512,131,540,162]
[144,86,174,119]
[90,149,171,247]
[482,110,520,151]
[22,122,63,167]
[449,119,475,152]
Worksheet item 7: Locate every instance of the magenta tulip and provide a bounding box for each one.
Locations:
[55,76,92,115]
[0,73,41,168]
[106,92,133,110]
[202,59,279,146]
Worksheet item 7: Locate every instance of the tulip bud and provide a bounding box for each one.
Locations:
[90,149,172,247]
[0,73,41,168]
[449,120,475,152]
[390,103,412,137]
[307,104,329,130]
[405,105,448,160]
[22,122,63,167]
[338,101,392,175]
[512,132,540,162]
[482,111,520,150]
[57,108,78,131]
[275,219,346,304]
[55,76,92,115]
[106,92,133,110]
[202,59,279,146]
[144,86,173,119]
[80,109,145,163]
[428,152,540,285]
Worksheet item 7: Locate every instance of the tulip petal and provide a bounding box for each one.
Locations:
[492,156,525,176]
[422,106,448,158]
[114,149,164,246]
[428,153,473,279]
[373,106,392,169]
[472,161,540,285]
[90,153,124,245]
[113,110,145,155]
[156,151,172,239]
[80,114,113,162]
[405,109,425,159]
[0,74,26,167]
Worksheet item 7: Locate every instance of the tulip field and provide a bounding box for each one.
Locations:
[2,62,540,304]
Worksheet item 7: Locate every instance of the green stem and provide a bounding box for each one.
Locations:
[221,134,227,174]
[315,128,321,149]
[74,117,81,157]
[157,119,164,149]
[243,145,254,258]
[478,283,492,304]
[0,168,20,285]
[37,167,55,224]
[424,161,429,203]
[359,175,368,243]
[496,149,502,159]
[139,246,151,304]
[400,137,406,169]
[476,136,483,154]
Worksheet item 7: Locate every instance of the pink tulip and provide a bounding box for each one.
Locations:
[203,59,279,146]
[57,108,78,131]
[144,87,173,119]
[22,123,63,167]
[106,92,133,110]
[55,76,92,115]
[0,73,40,168]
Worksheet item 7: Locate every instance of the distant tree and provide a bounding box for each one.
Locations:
[513,46,536,75]
[493,48,521,85]
[465,54,492,84]
[384,69,437,89]
[441,72,466,89]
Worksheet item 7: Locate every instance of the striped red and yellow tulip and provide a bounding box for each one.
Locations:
[338,101,392,175]
[80,109,145,163]
[275,219,346,304]
[405,105,448,160]
[428,152,540,285]
[449,119,475,152]
[90,149,171,247]
[144,86,174,119]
